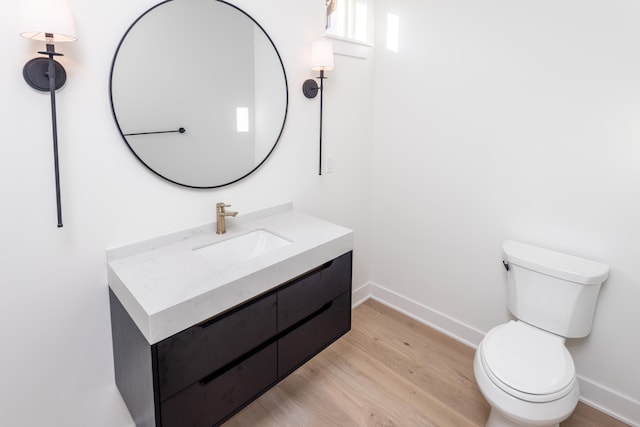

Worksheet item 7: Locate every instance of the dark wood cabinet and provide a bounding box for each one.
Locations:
[160,343,278,427]
[156,294,277,402]
[110,251,352,427]
[278,255,351,332]
[278,292,351,377]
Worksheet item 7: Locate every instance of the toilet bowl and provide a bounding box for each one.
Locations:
[474,321,580,427]
[473,240,609,427]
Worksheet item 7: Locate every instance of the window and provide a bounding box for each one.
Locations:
[325,0,374,45]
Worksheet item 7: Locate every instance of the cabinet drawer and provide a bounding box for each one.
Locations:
[278,291,351,377]
[161,342,277,427]
[156,294,276,401]
[278,251,352,332]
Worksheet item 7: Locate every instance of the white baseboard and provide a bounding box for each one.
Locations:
[352,281,484,348]
[578,377,639,426]
[352,281,639,426]
[351,282,372,308]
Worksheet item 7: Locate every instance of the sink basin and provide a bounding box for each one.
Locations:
[194,229,291,269]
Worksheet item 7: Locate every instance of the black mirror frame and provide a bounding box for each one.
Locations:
[109,0,289,189]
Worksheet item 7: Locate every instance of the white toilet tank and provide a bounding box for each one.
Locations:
[502,240,609,338]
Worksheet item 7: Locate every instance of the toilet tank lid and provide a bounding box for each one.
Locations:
[503,240,609,285]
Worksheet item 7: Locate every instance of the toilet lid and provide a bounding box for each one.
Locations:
[482,321,575,398]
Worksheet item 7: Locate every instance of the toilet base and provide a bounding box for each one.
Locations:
[474,345,579,427]
[486,408,559,427]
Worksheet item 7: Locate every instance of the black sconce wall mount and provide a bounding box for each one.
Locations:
[20,0,77,228]
[302,39,334,176]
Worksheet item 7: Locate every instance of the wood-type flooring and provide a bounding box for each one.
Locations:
[224,299,628,427]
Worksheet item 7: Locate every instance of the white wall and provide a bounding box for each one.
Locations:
[371,0,640,423]
[0,0,373,425]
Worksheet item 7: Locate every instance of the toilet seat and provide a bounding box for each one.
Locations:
[480,321,576,403]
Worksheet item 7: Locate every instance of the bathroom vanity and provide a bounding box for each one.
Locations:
[107,204,353,427]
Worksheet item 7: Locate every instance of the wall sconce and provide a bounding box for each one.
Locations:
[302,39,334,176]
[20,0,77,228]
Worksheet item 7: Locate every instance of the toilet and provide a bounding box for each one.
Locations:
[474,240,609,427]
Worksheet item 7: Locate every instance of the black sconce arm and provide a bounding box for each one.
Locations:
[303,70,327,175]
[23,39,67,228]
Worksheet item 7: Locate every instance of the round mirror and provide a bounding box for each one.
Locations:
[110,0,288,188]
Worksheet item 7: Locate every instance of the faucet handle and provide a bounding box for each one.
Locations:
[216,202,231,210]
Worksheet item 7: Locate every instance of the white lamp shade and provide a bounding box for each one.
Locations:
[310,40,334,71]
[20,0,77,42]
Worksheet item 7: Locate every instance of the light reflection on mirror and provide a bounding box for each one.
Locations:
[236,107,250,133]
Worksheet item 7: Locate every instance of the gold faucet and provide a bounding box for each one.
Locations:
[216,202,238,234]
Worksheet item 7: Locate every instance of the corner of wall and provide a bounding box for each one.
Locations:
[353,282,484,348]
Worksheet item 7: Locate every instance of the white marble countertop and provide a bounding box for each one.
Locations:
[107,203,354,344]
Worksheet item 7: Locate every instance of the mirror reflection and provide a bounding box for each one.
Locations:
[110,0,288,188]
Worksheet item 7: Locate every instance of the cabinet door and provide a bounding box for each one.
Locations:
[161,343,277,427]
[278,291,351,377]
[156,294,276,401]
[278,252,352,332]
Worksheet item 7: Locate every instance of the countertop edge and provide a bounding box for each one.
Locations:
[106,207,354,344]
[146,231,353,343]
